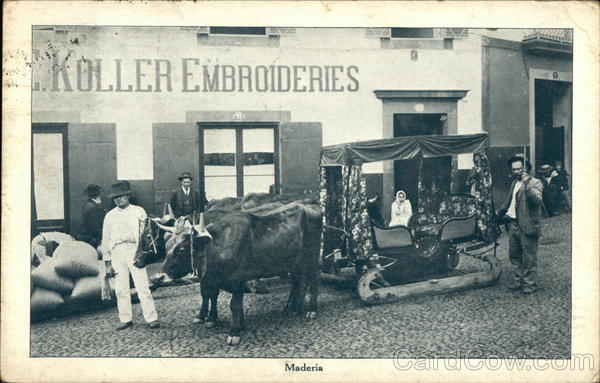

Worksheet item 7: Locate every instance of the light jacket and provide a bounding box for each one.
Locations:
[499,176,544,236]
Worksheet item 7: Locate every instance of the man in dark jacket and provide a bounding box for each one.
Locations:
[170,172,206,218]
[554,160,571,212]
[497,156,544,294]
[539,164,562,217]
[79,184,107,248]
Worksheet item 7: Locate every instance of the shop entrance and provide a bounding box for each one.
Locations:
[198,123,279,200]
[31,123,70,236]
[393,114,450,212]
[534,79,572,170]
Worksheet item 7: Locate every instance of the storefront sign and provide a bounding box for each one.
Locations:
[32,52,361,93]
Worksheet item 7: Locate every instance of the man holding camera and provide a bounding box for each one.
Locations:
[497,155,544,294]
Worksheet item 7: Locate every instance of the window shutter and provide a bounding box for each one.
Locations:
[153,123,198,214]
[444,28,469,39]
[267,27,297,36]
[365,28,391,38]
[68,123,117,233]
[279,122,322,194]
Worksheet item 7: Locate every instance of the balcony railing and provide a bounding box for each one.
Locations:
[523,29,573,44]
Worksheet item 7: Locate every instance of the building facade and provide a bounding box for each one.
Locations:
[31,27,572,235]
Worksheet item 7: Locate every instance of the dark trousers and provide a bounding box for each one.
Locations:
[508,220,538,288]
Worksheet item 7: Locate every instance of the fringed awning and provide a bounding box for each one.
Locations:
[320,133,488,166]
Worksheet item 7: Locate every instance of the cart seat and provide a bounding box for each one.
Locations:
[438,213,477,242]
[409,213,477,243]
[408,193,477,240]
[371,223,414,253]
[413,223,441,238]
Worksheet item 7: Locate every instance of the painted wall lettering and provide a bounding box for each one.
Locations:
[33,52,361,93]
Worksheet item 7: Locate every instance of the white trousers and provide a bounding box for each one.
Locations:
[112,243,158,323]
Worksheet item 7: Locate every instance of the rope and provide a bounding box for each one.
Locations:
[375,255,398,270]
[322,224,350,238]
[147,220,159,255]
[190,211,197,276]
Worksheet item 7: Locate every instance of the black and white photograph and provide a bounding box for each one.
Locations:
[2,1,599,382]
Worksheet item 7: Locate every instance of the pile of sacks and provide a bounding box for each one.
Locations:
[30,241,116,319]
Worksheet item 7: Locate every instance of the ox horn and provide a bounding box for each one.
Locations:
[161,203,175,224]
[193,212,213,240]
[155,221,176,233]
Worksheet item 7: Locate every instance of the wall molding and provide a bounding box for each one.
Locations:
[374,90,469,100]
[185,110,291,124]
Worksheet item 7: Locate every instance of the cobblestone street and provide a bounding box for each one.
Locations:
[30,214,571,359]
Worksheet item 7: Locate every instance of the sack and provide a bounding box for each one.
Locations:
[31,287,65,314]
[70,275,103,302]
[53,241,100,278]
[31,258,74,294]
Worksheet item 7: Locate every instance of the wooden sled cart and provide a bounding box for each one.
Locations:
[318,133,502,305]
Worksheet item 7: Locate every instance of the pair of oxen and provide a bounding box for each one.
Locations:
[133,193,322,345]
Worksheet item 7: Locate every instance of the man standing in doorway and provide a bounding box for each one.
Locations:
[497,156,544,294]
[554,160,571,212]
[102,182,159,330]
[170,172,205,218]
[78,184,106,250]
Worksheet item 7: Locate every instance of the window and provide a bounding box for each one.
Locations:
[380,28,462,50]
[31,123,70,234]
[197,27,278,47]
[199,124,279,199]
[391,28,434,39]
[209,27,266,36]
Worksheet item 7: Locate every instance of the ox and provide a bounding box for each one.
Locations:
[205,197,242,211]
[205,193,317,212]
[159,202,321,345]
[205,193,318,294]
[152,209,236,327]
[240,192,317,210]
[134,194,320,316]
[134,204,300,327]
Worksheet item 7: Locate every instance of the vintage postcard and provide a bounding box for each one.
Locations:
[2,1,599,382]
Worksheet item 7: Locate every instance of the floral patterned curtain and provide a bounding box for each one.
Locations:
[319,164,373,262]
[412,151,499,242]
[319,166,344,258]
[417,156,452,224]
[341,165,373,260]
[468,151,501,242]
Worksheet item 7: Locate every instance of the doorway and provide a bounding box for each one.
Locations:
[31,123,70,236]
[393,113,445,137]
[393,114,450,212]
[199,123,279,199]
[534,79,571,170]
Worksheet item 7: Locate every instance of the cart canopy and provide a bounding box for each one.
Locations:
[320,133,488,166]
